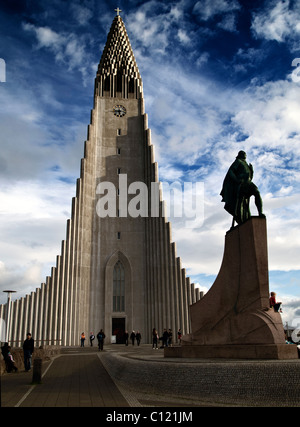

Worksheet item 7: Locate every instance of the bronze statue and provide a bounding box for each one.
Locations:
[220,151,265,227]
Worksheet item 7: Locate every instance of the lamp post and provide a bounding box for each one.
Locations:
[3,290,16,344]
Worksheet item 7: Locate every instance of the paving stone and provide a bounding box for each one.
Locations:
[1,344,300,407]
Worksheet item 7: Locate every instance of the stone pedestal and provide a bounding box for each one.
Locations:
[31,358,42,384]
[165,217,298,359]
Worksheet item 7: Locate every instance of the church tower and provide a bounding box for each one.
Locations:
[1,13,201,346]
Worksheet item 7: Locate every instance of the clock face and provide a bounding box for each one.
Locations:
[113,105,126,117]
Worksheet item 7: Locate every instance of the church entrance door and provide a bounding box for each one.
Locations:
[112,317,125,344]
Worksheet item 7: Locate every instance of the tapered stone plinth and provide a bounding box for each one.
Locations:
[165,217,298,359]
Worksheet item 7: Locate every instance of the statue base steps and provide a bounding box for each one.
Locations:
[164,343,298,360]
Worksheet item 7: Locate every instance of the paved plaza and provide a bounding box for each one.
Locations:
[1,344,300,407]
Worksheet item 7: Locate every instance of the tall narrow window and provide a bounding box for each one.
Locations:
[113,261,125,312]
[104,75,110,92]
[116,70,122,92]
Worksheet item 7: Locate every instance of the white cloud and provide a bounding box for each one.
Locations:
[232,80,300,130]
[177,29,190,44]
[27,24,63,48]
[22,22,94,83]
[70,4,93,26]
[127,11,169,53]
[217,13,237,32]
[0,181,72,305]
[196,52,209,68]
[193,0,240,22]
[126,0,196,55]
[252,0,300,44]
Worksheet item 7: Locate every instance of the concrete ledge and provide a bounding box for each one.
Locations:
[1,346,61,375]
[100,346,300,407]
[164,344,299,360]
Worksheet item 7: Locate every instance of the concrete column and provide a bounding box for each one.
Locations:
[18,298,25,347]
[42,280,50,345]
[176,258,184,335]
[34,288,41,346]
[23,295,30,338]
[186,277,192,332]
[148,217,155,340]
[70,198,78,346]
[32,289,39,346]
[57,251,65,346]
[159,211,168,332]
[38,284,45,346]
[191,283,195,304]
[47,273,54,345]
[61,239,69,346]
[168,240,176,342]
[171,243,180,343]
[154,216,161,335]
[181,270,188,335]
[11,299,19,347]
[52,258,60,346]
[163,222,171,330]
[9,299,16,345]
[65,219,73,346]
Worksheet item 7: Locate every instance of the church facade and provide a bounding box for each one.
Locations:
[0,14,202,346]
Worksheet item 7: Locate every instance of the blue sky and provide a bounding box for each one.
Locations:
[0,0,300,327]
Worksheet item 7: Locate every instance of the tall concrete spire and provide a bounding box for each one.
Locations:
[95,15,142,99]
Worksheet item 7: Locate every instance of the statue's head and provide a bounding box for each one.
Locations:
[237,150,246,160]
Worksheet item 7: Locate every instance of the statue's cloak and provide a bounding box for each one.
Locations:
[220,158,253,218]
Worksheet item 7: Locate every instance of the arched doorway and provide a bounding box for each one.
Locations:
[112,260,126,343]
[105,251,132,344]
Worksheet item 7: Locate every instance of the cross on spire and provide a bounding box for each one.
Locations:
[115,7,122,16]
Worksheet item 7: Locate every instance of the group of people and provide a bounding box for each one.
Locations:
[80,330,106,350]
[80,330,143,348]
[152,328,182,349]
[124,330,142,346]
[1,332,34,373]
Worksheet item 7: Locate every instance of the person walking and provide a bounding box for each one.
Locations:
[124,330,129,346]
[97,329,106,351]
[168,329,173,347]
[130,331,136,345]
[162,329,169,348]
[136,331,141,346]
[177,328,182,345]
[152,328,158,349]
[23,332,34,372]
[89,332,95,346]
